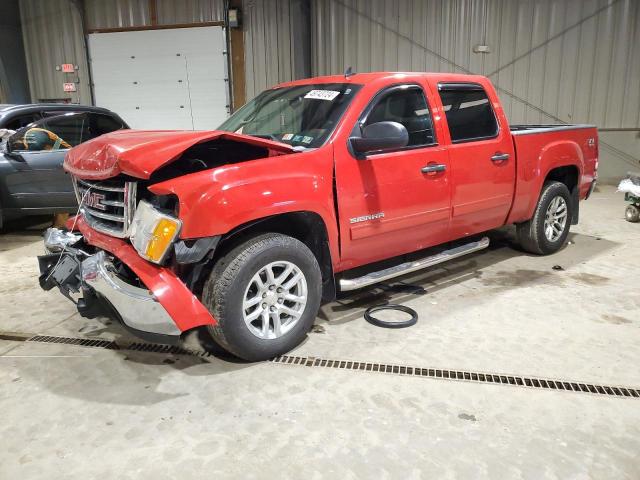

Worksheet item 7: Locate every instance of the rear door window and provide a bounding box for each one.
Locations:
[438,85,498,142]
[90,113,125,136]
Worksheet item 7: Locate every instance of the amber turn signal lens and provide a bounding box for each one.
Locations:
[145,219,179,263]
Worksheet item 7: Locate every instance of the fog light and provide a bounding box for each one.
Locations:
[130,200,181,264]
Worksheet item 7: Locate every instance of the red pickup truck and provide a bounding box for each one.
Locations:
[39,72,598,360]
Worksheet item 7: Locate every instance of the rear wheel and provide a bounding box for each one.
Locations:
[625,204,640,223]
[517,181,572,255]
[202,233,322,361]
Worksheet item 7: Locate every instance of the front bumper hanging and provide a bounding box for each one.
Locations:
[38,227,214,344]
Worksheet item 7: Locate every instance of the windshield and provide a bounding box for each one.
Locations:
[218,83,362,148]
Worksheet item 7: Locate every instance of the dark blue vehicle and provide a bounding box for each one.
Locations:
[0,104,128,227]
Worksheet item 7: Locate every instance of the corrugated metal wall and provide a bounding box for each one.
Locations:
[19,0,92,104]
[83,0,225,30]
[311,0,640,181]
[84,0,152,29]
[17,0,639,180]
[82,0,292,106]
[156,0,225,24]
[243,0,296,100]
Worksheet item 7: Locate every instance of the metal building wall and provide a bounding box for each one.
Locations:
[19,0,298,112]
[156,0,225,24]
[83,0,225,29]
[19,0,92,104]
[243,0,295,100]
[19,0,226,105]
[84,0,151,29]
[0,0,30,103]
[311,0,640,182]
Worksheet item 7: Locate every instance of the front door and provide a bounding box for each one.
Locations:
[436,82,516,238]
[4,114,80,209]
[2,149,72,209]
[335,84,452,269]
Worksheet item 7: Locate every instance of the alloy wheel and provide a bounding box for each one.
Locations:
[242,261,308,339]
[544,196,568,242]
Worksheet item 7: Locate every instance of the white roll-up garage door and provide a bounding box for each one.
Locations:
[88,26,229,130]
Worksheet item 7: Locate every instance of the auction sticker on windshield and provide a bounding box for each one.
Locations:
[304,90,341,101]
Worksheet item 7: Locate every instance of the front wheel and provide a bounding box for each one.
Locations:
[517,181,572,255]
[202,233,322,361]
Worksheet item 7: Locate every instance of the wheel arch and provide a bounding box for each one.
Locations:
[543,164,580,224]
[211,211,336,301]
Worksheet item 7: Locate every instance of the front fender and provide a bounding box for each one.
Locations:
[148,149,339,259]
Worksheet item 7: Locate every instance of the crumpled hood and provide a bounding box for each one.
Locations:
[64,129,295,180]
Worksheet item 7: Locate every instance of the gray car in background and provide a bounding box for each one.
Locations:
[0,104,128,228]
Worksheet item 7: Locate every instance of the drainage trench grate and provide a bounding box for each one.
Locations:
[3,333,639,398]
[28,335,121,350]
[271,355,640,399]
[1,332,214,358]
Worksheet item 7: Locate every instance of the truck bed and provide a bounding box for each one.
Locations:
[506,123,598,225]
[510,124,595,135]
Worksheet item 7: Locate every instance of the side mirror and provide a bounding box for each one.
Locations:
[349,121,409,156]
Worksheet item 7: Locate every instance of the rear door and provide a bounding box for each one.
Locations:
[335,83,452,268]
[435,82,515,238]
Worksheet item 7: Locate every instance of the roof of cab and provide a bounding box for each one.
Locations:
[274,71,489,89]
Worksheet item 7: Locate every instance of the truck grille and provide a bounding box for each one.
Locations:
[73,177,137,238]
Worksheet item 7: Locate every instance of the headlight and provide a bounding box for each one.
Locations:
[130,200,181,264]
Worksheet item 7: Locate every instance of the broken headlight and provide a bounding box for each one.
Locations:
[130,200,181,264]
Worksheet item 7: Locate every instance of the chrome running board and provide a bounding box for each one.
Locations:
[338,237,490,291]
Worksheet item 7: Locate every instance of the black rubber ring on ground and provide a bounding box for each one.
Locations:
[364,304,418,329]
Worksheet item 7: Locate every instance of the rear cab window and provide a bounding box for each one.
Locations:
[438,83,498,143]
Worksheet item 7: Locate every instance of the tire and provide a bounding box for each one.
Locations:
[625,204,640,223]
[516,181,572,255]
[202,233,322,361]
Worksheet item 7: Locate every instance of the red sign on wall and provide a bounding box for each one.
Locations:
[63,83,76,92]
[61,63,75,73]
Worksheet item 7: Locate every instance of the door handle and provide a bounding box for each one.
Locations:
[421,164,446,174]
[491,152,510,162]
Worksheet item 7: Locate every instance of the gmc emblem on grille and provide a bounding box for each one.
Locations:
[84,192,107,211]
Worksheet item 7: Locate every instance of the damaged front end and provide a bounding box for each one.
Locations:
[38,228,182,343]
[38,222,216,345]
[37,129,292,344]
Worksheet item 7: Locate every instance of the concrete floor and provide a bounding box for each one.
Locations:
[1,185,639,479]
